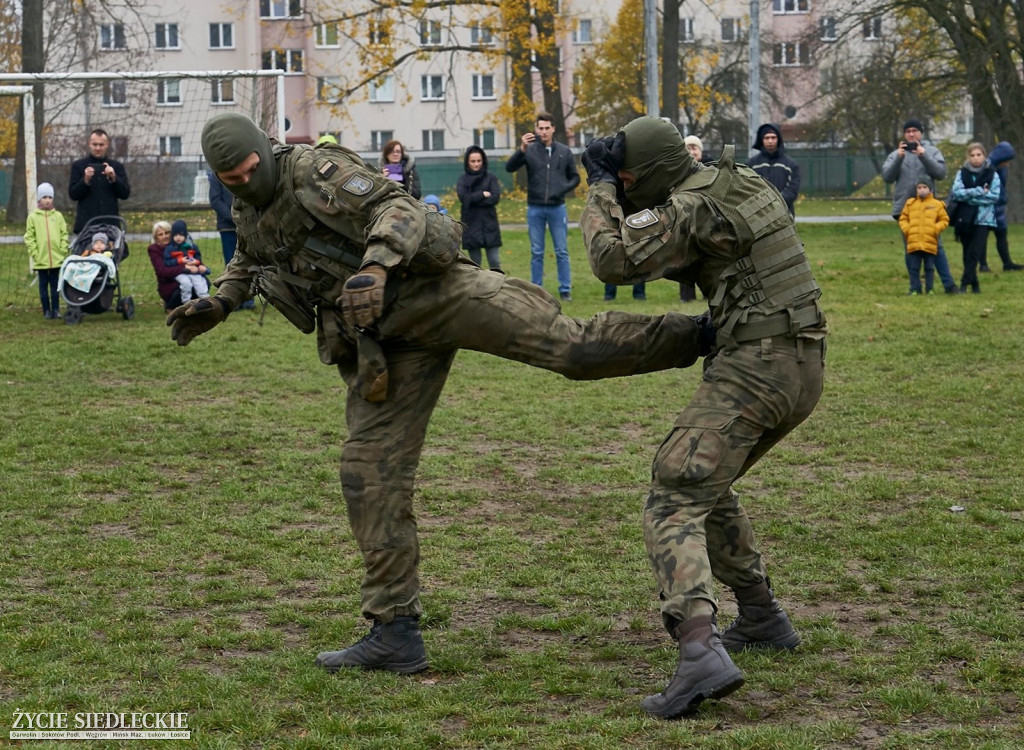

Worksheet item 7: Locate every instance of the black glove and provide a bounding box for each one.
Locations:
[582,133,626,186]
[690,310,716,357]
[166,296,232,347]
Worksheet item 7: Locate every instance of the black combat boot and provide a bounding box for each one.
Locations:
[720,580,801,653]
[315,616,428,674]
[641,615,745,719]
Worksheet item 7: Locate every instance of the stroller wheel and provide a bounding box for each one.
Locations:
[121,296,135,320]
[64,306,83,325]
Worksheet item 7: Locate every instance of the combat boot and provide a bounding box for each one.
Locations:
[315,616,428,675]
[720,580,801,653]
[641,615,745,719]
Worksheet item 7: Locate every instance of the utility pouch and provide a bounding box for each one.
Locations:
[408,210,462,274]
[255,265,317,334]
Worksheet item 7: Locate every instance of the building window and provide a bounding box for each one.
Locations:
[260,0,302,19]
[721,18,740,42]
[819,67,837,94]
[102,81,127,107]
[317,77,343,103]
[572,19,592,44]
[155,23,179,50]
[369,16,389,45]
[471,74,494,100]
[863,16,882,40]
[315,22,339,47]
[470,23,494,45]
[262,49,303,74]
[773,0,809,13]
[371,131,393,151]
[820,16,837,41]
[100,24,126,50]
[680,18,695,43]
[209,23,233,49]
[419,19,442,46]
[422,129,445,151]
[473,128,495,150]
[773,42,810,67]
[158,136,182,157]
[421,75,444,100]
[369,75,395,102]
[955,117,974,135]
[156,79,182,105]
[211,79,234,104]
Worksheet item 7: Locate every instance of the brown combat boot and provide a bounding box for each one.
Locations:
[641,615,745,719]
[720,580,801,653]
[315,616,428,675]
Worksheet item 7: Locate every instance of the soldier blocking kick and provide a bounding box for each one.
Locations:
[168,113,716,675]
[581,116,827,719]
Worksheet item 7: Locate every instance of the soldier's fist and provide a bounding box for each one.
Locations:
[167,296,231,346]
[340,264,387,329]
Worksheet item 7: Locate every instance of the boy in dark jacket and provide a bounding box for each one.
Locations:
[982,141,1023,271]
[747,123,800,216]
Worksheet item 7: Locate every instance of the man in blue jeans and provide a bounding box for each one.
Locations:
[882,118,963,294]
[506,113,580,300]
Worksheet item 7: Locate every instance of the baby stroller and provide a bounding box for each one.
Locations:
[58,215,134,325]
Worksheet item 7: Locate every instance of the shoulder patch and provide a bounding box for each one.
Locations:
[317,161,339,179]
[341,174,373,195]
[625,208,660,229]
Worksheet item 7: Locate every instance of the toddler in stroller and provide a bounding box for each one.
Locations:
[58,215,134,324]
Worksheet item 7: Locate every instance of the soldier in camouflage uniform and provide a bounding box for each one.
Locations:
[168,113,715,676]
[580,116,827,719]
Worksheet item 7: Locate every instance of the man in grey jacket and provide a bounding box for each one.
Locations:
[882,119,962,294]
[506,113,580,300]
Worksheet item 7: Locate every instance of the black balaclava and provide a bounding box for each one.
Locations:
[620,116,694,208]
[201,113,277,207]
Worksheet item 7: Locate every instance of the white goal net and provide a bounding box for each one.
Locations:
[1,70,282,309]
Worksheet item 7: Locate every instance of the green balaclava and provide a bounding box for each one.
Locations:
[620,116,694,208]
[201,113,277,207]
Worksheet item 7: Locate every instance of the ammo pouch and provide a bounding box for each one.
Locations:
[254,265,317,334]
[408,210,462,274]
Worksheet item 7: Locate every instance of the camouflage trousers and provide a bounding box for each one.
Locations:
[643,336,825,631]
[337,264,702,623]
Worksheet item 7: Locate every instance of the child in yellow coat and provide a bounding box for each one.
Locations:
[23,182,69,318]
[899,177,949,295]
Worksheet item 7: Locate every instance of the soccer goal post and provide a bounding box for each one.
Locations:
[0,70,284,212]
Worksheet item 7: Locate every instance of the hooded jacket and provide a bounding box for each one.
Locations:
[986,141,1015,229]
[951,161,1001,229]
[377,151,422,199]
[505,137,580,206]
[24,206,69,270]
[456,147,502,250]
[746,124,800,215]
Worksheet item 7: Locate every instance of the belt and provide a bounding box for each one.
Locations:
[731,305,822,343]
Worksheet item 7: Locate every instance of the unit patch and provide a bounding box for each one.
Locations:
[342,175,373,195]
[625,208,660,229]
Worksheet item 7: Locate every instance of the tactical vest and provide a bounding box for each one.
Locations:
[683,146,824,348]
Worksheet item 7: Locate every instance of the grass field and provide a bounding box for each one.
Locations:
[2,218,1023,749]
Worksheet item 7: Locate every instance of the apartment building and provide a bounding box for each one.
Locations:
[40,0,966,163]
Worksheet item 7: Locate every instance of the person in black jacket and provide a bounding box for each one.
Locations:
[67,129,131,234]
[456,146,503,271]
[747,124,799,216]
[506,113,580,300]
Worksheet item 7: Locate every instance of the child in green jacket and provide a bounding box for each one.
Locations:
[24,183,69,318]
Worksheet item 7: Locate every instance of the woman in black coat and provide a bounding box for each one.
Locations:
[456,146,502,271]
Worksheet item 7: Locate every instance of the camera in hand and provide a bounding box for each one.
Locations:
[905,141,919,153]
